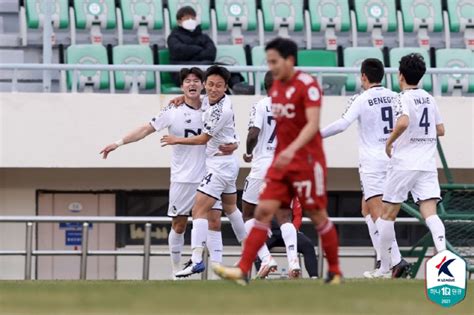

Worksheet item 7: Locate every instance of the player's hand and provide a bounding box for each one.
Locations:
[274,148,295,169]
[243,153,253,163]
[385,143,393,158]
[161,135,177,146]
[219,143,238,155]
[169,95,185,107]
[100,144,118,159]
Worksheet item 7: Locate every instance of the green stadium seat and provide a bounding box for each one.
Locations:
[25,0,69,29]
[213,0,257,45]
[167,0,211,30]
[260,0,304,38]
[119,0,164,44]
[389,48,432,92]
[157,49,182,94]
[436,48,474,93]
[343,47,384,91]
[215,45,248,81]
[353,0,397,48]
[399,0,443,48]
[307,0,350,50]
[251,45,267,90]
[446,0,474,50]
[113,45,155,91]
[66,44,109,90]
[73,0,116,44]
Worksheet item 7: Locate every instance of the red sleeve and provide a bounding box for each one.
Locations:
[291,197,303,230]
[300,76,322,109]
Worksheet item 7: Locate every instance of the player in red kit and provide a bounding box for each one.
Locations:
[213,37,342,285]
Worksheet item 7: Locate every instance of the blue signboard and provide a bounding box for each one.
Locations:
[65,230,82,246]
[59,222,93,229]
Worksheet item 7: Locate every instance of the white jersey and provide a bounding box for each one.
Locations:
[342,86,397,173]
[390,89,442,172]
[150,103,206,183]
[201,95,239,157]
[248,96,276,179]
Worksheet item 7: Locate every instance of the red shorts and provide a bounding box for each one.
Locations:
[260,161,327,211]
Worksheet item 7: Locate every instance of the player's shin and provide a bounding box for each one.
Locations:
[245,218,271,261]
[169,228,184,273]
[365,214,381,261]
[280,223,300,271]
[207,230,223,263]
[238,221,270,273]
[227,208,247,243]
[316,219,341,275]
[376,218,395,273]
[425,214,446,252]
[191,218,208,264]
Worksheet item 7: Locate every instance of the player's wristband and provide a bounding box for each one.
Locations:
[115,139,124,147]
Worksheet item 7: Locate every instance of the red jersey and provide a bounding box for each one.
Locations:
[269,71,325,170]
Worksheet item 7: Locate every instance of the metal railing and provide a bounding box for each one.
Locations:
[0,215,422,280]
[1,63,473,96]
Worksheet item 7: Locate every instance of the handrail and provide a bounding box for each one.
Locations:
[0,216,422,281]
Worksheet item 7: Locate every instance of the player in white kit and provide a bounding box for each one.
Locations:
[162,66,246,277]
[374,53,446,278]
[321,59,409,278]
[100,68,238,279]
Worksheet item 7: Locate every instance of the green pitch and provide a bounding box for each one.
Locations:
[0,279,472,315]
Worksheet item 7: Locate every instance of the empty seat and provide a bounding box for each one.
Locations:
[213,0,257,45]
[446,0,474,50]
[25,0,69,29]
[251,45,266,66]
[119,0,164,45]
[343,47,384,91]
[66,44,109,90]
[157,49,182,94]
[113,45,155,91]
[353,0,397,48]
[215,45,248,81]
[166,0,211,30]
[307,0,350,50]
[399,0,443,49]
[73,0,117,44]
[436,48,474,93]
[389,48,432,92]
[260,0,304,39]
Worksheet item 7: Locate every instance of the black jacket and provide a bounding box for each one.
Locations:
[167,25,216,64]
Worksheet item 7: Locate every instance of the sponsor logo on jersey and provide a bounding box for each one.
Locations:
[272,103,296,119]
[285,87,296,99]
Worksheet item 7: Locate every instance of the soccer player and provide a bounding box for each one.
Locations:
[374,53,446,278]
[100,67,238,279]
[161,65,246,277]
[243,71,301,278]
[320,59,409,278]
[213,37,342,284]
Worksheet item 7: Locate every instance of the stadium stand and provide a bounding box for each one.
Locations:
[215,44,248,81]
[213,0,257,45]
[389,47,432,91]
[113,44,155,91]
[445,0,474,50]
[436,48,474,94]
[118,0,164,45]
[66,44,109,91]
[157,48,182,94]
[72,0,117,44]
[343,47,385,91]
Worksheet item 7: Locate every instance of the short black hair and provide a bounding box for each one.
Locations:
[265,37,298,64]
[179,67,204,85]
[264,71,274,92]
[399,53,426,85]
[176,6,196,21]
[205,65,231,84]
[361,58,384,83]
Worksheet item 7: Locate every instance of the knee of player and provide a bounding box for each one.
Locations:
[172,219,187,234]
[207,214,222,231]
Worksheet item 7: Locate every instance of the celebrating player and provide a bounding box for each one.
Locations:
[213,37,342,285]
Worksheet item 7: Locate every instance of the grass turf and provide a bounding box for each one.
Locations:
[0,279,472,315]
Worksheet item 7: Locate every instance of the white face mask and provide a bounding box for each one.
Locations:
[182,19,197,31]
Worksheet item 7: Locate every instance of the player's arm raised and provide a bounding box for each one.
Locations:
[320,95,359,138]
[161,133,211,146]
[100,123,155,159]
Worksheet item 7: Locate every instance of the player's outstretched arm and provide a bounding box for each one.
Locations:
[160,133,211,146]
[274,107,320,169]
[320,118,351,138]
[244,127,260,162]
[100,123,155,159]
[385,115,409,157]
[436,124,445,137]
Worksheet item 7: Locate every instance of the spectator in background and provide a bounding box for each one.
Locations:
[167,6,253,95]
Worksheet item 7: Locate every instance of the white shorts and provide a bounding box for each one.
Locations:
[168,182,199,217]
[242,176,265,205]
[360,172,386,201]
[197,156,239,200]
[382,169,441,204]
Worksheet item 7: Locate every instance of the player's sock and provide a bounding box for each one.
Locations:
[207,230,223,263]
[425,214,446,252]
[390,238,402,267]
[168,228,184,273]
[376,218,395,273]
[227,208,247,243]
[238,220,269,274]
[244,218,271,261]
[365,214,381,262]
[191,218,208,264]
[280,223,299,268]
[316,219,341,275]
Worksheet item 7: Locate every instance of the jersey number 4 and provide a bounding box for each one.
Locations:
[419,108,430,135]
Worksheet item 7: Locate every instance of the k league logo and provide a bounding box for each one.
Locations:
[425,250,467,308]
